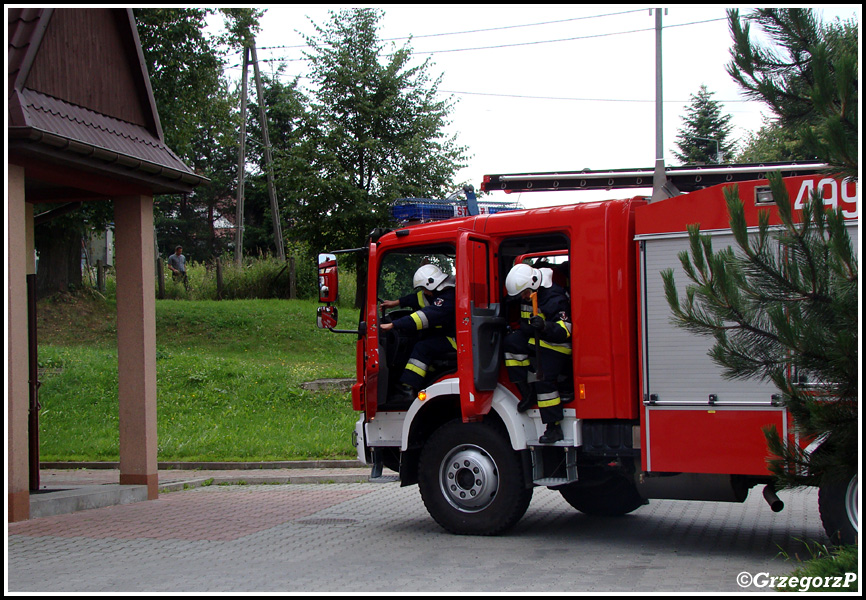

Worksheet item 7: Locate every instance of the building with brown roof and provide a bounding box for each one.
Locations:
[8,8,208,521]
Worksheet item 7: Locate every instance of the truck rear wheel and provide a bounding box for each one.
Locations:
[418,420,532,535]
[819,473,858,546]
[558,475,647,516]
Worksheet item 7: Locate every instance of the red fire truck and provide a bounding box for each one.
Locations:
[316,163,859,542]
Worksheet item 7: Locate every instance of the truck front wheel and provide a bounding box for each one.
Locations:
[819,473,858,546]
[418,420,532,535]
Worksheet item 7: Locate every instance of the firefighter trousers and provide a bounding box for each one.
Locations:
[503,328,570,424]
[400,335,457,390]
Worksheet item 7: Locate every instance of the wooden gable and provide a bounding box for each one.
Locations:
[8,7,204,196]
[25,9,153,131]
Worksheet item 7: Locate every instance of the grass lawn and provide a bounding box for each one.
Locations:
[36,293,361,462]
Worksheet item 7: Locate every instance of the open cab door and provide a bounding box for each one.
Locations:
[456,232,504,421]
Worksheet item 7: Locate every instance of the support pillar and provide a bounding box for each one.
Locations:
[8,164,31,521]
[113,195,159,499]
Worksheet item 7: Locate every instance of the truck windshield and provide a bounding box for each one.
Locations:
[378,246,456,301]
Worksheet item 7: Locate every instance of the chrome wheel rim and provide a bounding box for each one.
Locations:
[439,444,499,513]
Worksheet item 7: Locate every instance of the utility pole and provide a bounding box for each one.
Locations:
[250,44,285,261]
[651,8,677,203]
[235,43,286,264]
[235,46,249,266]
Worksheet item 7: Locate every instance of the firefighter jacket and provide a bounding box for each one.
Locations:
[520,282,572,355]
[392,286,456,338]
[397,289,431,312]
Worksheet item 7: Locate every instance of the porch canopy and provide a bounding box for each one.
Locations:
[8,8,208,521]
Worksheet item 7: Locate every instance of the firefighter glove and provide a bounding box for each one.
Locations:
[529,315,545,331]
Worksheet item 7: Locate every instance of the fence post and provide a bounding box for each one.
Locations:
[216,257,223,300]
[289,256,296,299]
[157,258,165,299]
[96,259,105,292]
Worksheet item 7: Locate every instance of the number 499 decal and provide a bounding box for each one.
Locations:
[795,178,859,219]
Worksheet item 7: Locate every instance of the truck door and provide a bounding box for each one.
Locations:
[456,232,504,420]
[364,241,381,420]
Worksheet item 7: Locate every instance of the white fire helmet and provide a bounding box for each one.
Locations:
[505,263,543,297]
[413,264,452,292]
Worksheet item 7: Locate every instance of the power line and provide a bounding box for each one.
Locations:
[388,7,651,41]
[220,12,741,108]
[217,69,752,106]
[253,8,649,52]
[440,89,753,104]
[227,16,728,70]
[411,17,728,55]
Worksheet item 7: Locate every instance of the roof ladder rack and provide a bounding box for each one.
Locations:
[481,162,829,195]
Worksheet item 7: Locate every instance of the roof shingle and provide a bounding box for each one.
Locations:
[18,88,193,175]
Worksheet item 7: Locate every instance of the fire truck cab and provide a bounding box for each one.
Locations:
[316,163,859,541]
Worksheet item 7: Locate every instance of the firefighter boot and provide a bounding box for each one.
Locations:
[515,381,536,413]
[539,422,564,444]
[390,383,416,404]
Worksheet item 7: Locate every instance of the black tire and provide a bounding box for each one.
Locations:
[418,420,532,535]
[558,475,647,516]
[819,473,858,546]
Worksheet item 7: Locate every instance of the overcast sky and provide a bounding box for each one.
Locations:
[214,5,860,207]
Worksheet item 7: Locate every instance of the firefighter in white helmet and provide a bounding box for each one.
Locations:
[380,264,457,401]
[503,262,572,443]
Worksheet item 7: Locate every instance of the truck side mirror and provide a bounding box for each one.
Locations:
[318,253,338,304]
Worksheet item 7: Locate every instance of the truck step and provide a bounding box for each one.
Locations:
[529,445,578,485]
[368,453,399,483]
[527,439,575,447]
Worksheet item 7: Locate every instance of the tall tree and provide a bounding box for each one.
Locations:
[663,174,857,542]
[134,8,238,260]
[296,8,467,305]
[665,10,860,545]
[221,7,264,49]
[727,9,858,178]
[672,85,736,164]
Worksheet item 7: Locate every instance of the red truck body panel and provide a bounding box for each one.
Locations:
[642,406,790,475]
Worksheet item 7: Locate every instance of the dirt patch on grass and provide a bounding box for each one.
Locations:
[37,291,117,346]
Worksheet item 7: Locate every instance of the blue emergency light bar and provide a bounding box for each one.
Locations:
[391,198,521,223]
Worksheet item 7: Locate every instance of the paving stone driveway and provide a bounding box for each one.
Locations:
[8,482,827,593]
